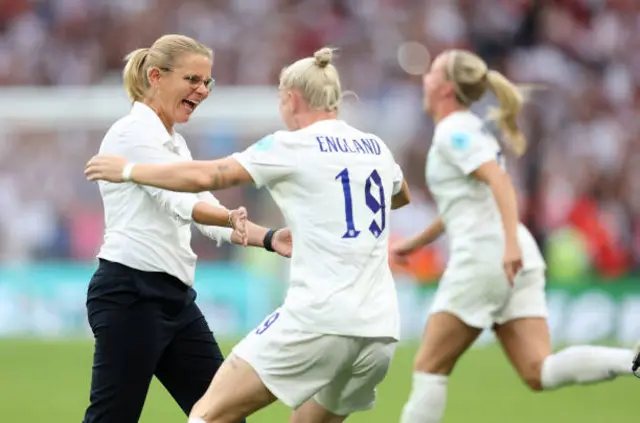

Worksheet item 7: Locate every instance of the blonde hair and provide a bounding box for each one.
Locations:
[446,49,527,156]
[122,34,213,103]
[279,47,342,112]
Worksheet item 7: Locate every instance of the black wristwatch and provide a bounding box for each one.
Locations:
[263,229,277,252]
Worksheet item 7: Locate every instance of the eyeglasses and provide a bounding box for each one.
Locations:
[159,67,215,91]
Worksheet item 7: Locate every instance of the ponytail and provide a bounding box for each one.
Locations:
[122,48,150,103]
[485,70,527,157]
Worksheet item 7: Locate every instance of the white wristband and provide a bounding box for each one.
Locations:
[122,163,135,182]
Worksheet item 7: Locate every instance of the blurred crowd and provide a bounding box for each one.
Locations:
[0,0,639,283]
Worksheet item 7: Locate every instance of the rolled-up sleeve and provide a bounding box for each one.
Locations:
[193,191,233,245]
[143,184,200,224]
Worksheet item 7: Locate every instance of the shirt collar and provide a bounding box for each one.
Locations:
[130,101,176,148]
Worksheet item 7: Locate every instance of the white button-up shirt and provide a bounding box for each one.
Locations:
[96,102,233,286]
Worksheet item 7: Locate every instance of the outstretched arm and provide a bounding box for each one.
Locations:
[85,155,253,192]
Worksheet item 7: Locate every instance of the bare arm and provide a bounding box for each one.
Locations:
[413,216,445,248]
[190,202,236,227]
[471,161,519,245]
[391,179,411,210]
[129,157,253,192]
[86,130,298,194]
[232,222,292,258]
[229,221,268,247]
[397,216,445,253]
[85,154,253,193]
[390,216,444,265]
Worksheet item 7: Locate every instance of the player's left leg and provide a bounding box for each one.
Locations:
[495,317,635,391]
[188,353,277,423]
[494,268,635,391]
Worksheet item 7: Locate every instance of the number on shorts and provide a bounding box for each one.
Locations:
[335,168,386,239]
[255,311,280,335]
[496,151,506,170]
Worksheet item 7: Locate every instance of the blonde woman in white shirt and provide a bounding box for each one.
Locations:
[84,34,290,423]
[391,49,638,423]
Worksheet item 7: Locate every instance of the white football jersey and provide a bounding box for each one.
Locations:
[426,110,545,270]
[233,119,403,339]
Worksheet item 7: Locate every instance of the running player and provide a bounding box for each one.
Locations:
[393,49,638,423]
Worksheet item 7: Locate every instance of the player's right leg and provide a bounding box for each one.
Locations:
[400,262,504,423]
[495,317,635,391]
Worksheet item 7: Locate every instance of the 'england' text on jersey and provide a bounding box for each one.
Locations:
[315,136,382,155]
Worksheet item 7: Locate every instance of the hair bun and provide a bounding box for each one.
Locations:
[314,47,334,68]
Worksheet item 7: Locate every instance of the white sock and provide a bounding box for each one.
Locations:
[541,345,634,390]
[188,419,205,423]
[400,372,448,423]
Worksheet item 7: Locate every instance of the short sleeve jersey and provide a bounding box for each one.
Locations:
[426,111,545,270]
[233,119,404,339]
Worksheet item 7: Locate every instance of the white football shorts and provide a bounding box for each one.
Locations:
[430,265,548,328]
[232,308,397,415]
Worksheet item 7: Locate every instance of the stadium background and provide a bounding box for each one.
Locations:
[0,0,637,421]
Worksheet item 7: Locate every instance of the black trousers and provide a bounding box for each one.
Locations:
[83,259,242,423]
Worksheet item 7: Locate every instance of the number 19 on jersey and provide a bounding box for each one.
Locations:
[335,168,386,239]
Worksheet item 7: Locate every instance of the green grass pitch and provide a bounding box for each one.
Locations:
[0,339,634,422]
